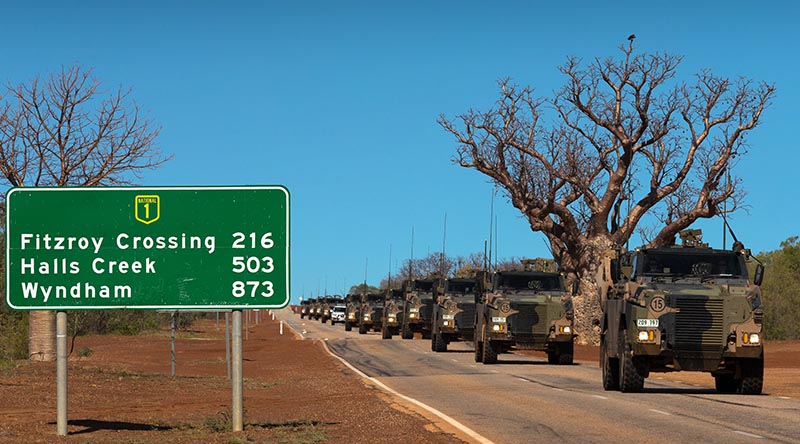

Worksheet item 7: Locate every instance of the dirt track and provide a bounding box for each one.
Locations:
[0,315,467,444]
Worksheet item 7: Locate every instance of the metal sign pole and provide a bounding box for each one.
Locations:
[170,312,176,378]
[232,310,243,432]
[56,311,68,436]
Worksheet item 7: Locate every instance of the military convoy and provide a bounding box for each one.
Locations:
[597,230,765,394]
[431,278,476,352]
[401,279,435,339]
[294,230,767,393]
[381,289,405,339]
[473,259,575,365]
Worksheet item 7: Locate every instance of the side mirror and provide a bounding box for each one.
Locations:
[753,264,765,286]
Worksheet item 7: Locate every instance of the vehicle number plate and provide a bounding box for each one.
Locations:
[410,308,419,313]
[442,314,455,320]
[492,317,506,323]
[637,319,659,327]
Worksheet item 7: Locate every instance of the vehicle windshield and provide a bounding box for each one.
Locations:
[366,294,383,302]
[496,273,563,292]
[639,251,744,277]
[446,280,475,294]
[412,281,434,292]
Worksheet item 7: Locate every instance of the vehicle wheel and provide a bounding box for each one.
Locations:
[358,323,367,335]
[345,322,352,332]
[433,333,447,352]
[331,320,336,326]
[715,374,738,394]
[474,330,483,363]
[382,326,392,340]
[321,318,327,324]
[601,338,619,391]
[482,340,498,364]
[558,342,574,365]
[401,321,413,339]
[739,358,763,395]
[619,347,646,393]
[300,314,305,319]
[547,351,559,364]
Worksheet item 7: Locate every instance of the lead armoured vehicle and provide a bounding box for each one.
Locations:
[431,278,477,352]
[359,293,384,335]
[299,300,311,319]
[474,259,574,365]
[381,289,405,339]
[401,279,435,339]
[344,294,361,332]
[599,230,765,394]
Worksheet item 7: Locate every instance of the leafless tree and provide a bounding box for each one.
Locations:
[0,65,170,360]
[439,42,774,343]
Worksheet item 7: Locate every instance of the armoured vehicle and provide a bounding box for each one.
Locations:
[320,296,332,323]
[321,296,345,324]
[431,278,476,352]
[381,289,406,339]
[401,279,435,339]
[599,230,765,394]
[359,293,384,334]
[474,259,574,365]
[299,300,311,319]
[344,293,361,332]
[310,297,322,320]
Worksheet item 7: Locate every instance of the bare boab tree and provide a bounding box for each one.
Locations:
[439,42,774,343]
[0,64,170,360]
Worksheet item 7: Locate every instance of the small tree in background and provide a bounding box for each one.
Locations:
[440,41,774,343]
[0,65,170,361]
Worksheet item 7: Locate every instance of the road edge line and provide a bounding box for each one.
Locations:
[318,339,496,444]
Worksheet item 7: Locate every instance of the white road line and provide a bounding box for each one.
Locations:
[591,395,608,400]
[733,431,763,439]
[517,377,529,383]
[552,388,564,392]
[452,359,459,362]
[299,323,496,444]
[490,370,499,373]
[779,396,791,400]
[649,409,671,416]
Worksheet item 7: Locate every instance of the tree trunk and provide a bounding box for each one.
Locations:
[567,235,612,346]
[28,311,56,361]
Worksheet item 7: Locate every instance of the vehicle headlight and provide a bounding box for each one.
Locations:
[348,314,355,319]
[637,330,656,342]
[559,326,571,334]
[743,332,761,345]
[443,320,451,327]
[492,324,505,332]
[388,316,396,322]
[409,313,418,319]
[363,316,370,321]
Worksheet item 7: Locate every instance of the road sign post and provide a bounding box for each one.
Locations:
[5,186,289,435]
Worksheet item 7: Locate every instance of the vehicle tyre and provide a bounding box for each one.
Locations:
[474,329,483,363]
[739,358,764,395]
[345,322,352,332]
[382,326,392,340]
[482,339,498,364]
[619,347,646,393]
[547,351,559,364]
[433,332,447,352]
[331,320,336,326]
[558,342,574,365]
[601,338,620,391]
[321,318,327,324]
[401,321,413,339]
[714,374,738,394]
[358,323,367,335]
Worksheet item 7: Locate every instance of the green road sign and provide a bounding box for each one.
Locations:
[5,186,290,310]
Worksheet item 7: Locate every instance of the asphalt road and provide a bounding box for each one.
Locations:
[280,311,800,444]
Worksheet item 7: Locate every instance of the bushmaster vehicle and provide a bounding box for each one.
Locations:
[310,298,322,321]
[344,294,361,332]
[431,278,476,352]
[474,259,574,365]
[401,279,436,339]
[381,289,405,339]
[299,300,310,319]
[359,293,384,334]
[598,229,765,394]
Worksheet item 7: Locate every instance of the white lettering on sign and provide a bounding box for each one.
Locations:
[20,233,104,254]
[20,282,132,303]
[115,233,216,254]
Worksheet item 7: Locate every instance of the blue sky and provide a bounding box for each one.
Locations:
[3,1,798,300]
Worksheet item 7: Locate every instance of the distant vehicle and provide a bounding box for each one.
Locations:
[344,293,361,332]
[330,304,346,326]
[321,296,345,324]
[299,300,311,319]
[310,297,322,321]
[401,279,435,339]
[474,259,574,365]
[359,293,384,335]
[381,289,405,339]
[431,278,476,352]
[599,229,765,394]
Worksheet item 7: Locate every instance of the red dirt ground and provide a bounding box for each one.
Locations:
[0,314,468,444]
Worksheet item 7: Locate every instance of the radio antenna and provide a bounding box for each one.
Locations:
[409,226,414,280]
[488,188,495,273]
